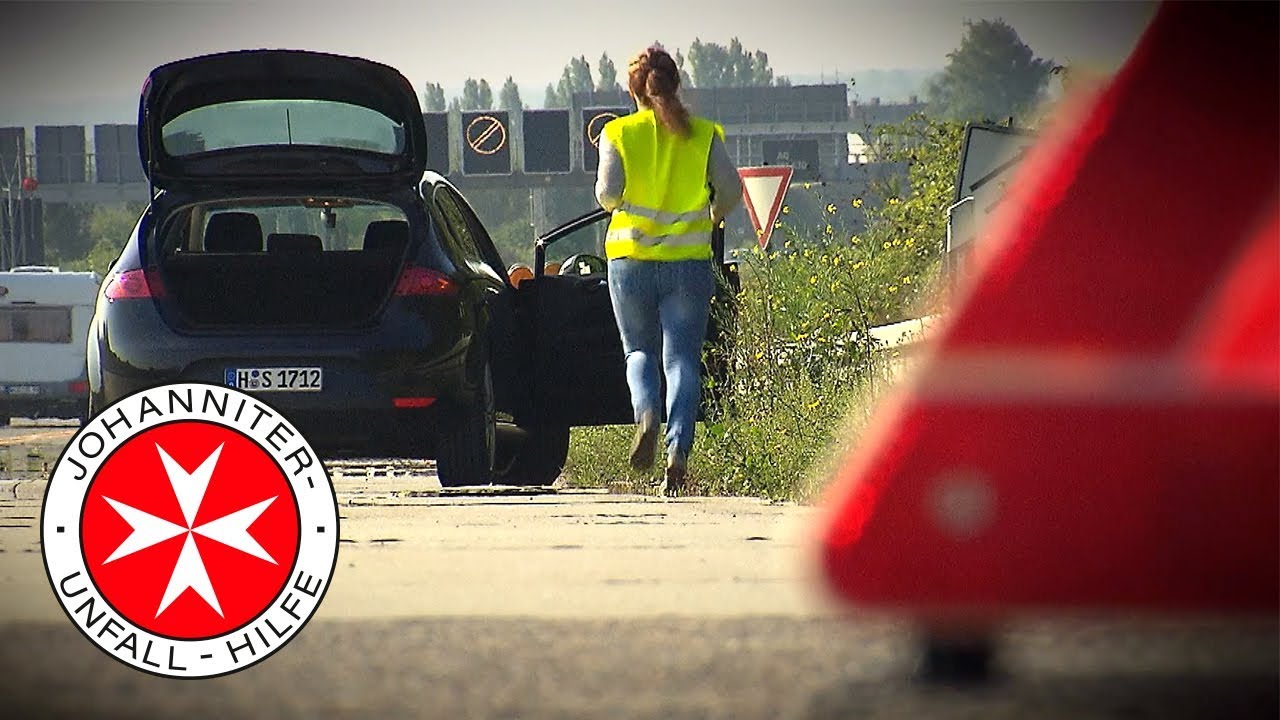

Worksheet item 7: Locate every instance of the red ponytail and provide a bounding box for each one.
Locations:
[627,46,691,137]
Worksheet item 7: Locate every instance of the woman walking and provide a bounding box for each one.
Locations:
[594,44,742,496]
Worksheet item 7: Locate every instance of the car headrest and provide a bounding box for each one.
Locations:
[204,212,263,253]
[267,233,323,254]
[363,220,409,253]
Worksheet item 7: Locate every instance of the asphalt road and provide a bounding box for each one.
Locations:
[1,420,1276,719]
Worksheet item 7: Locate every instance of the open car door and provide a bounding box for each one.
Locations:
[517,209,632,428]
[515,209,739,430]
[491,208,738,486]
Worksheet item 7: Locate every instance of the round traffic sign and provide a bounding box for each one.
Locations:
[585,112,621,148]
[465,115,508,156]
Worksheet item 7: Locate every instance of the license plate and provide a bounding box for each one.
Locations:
[225,367,322,392]
[2,385,40,396]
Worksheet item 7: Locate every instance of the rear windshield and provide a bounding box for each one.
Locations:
[162,99,406,157]
[0,306,73,343]
[159,198,411,256]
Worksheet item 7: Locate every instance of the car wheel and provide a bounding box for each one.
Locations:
[436,363,495,487]
[0,415,8,428]
[496,422,570,487]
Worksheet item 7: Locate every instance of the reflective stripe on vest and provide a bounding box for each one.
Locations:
[615,201,711,226]
[602,110,723,262]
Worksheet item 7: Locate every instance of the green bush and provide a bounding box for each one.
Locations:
[53,202,145,277]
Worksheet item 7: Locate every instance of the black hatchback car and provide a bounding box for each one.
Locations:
[89,49,736,488]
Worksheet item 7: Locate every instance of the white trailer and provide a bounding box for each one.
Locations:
[0,266,101,425]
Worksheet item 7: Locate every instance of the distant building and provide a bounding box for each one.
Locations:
[850,95,927,128]
[847,96,927,164]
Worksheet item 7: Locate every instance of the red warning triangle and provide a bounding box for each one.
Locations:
[739,166,793,249]
[816,0,1279,619]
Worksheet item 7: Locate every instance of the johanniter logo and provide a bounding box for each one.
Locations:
[41,383,339,678]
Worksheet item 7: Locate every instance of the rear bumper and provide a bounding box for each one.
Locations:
[0,381,88,419]
[286,406,448,457]
[92,300,481,454]
[98,361,469,457]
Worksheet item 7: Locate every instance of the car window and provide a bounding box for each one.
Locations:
[432,189,484,264]
[432,187,507,284]
[158,198,409,255]
[0,306,72,343]
[540,216,609,276]
[162,100,405,157]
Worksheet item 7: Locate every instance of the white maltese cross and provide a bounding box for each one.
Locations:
[101,443,277,618]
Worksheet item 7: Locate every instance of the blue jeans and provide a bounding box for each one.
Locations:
[607,258,715,460]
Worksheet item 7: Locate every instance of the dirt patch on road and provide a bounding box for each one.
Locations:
[0,421,76,480]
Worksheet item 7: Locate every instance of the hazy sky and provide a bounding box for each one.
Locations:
[1,0,1158,127]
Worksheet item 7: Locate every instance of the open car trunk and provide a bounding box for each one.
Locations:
[155,199,412,330]
[161,251,405,329]
[139,50,428,189]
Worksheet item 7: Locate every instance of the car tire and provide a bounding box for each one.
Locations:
[0,415,8,428]
[436,363,495,487]
[496,422,570,487]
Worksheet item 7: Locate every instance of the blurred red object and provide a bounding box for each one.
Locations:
[20,176,38,193]
[818,0,1279,620]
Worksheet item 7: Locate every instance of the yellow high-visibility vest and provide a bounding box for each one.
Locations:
[602,109,724,261]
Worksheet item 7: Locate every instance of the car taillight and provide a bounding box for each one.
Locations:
[68,380,88,394]
[393,397,437,409]
[394,265,457,296]
[105,269,165,299]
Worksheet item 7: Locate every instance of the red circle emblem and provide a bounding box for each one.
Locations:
[80,421,299,640]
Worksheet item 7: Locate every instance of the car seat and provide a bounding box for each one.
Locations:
[204,212,263,252]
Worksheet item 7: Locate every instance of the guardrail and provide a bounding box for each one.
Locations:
[868,314,942,351]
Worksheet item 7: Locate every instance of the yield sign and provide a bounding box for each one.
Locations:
[739,166,793,249]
